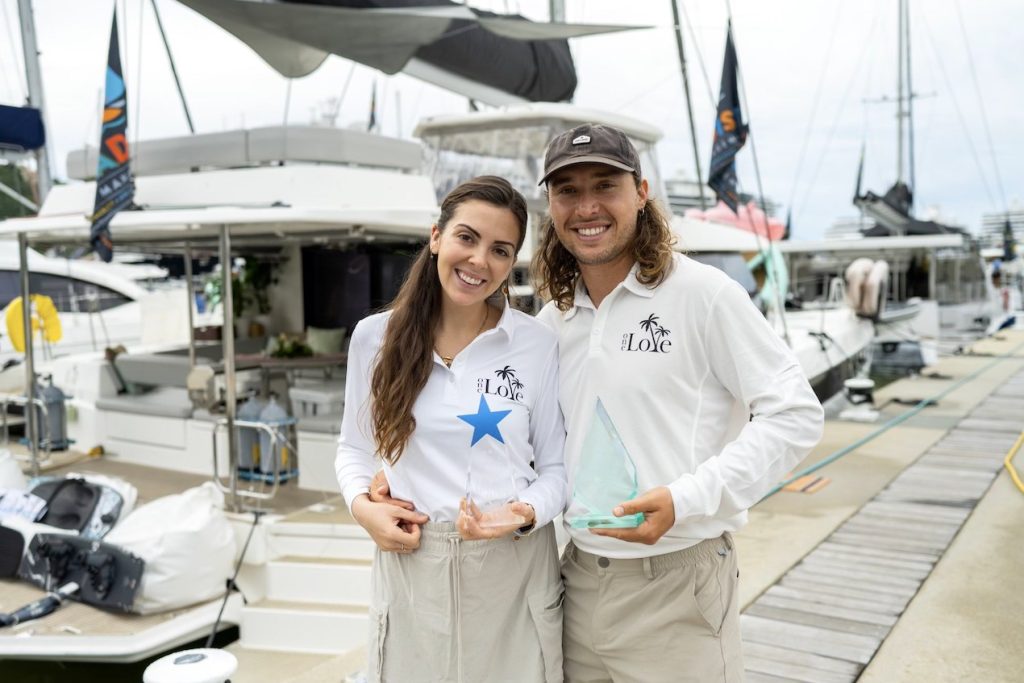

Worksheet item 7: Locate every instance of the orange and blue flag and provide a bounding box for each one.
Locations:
[89,10,135,263]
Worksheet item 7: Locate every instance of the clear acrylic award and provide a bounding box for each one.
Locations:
[458,395,526,529]
[567,398,644,529]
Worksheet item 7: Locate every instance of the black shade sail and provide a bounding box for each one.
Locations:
[178,0,644,104]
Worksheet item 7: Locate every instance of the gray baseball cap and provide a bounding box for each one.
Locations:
[539,123,641,185]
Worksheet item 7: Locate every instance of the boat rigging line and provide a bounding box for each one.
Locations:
[952,0,1009,212]
[918,8,997,210]
[723,0,789,345]
[675,0,714,108]
[785,1,844,217]
[669,0,707,209]
[150,0,195,134]
[795,5,882,226]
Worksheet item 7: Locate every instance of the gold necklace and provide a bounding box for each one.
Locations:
[438,306,490,368]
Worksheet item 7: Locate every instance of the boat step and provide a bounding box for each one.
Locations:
[240,599,368,655]
[265,556,372,606]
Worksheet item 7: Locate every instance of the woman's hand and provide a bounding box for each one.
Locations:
[457,499,535,540]
[351,494,429,553]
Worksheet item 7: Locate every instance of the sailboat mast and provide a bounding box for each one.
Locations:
[670,0,707,209]
[17,0,52,203]
[895,0,905,187]
[905,0,916,208]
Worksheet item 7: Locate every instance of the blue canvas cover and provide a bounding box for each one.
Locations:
[0,105,45,152]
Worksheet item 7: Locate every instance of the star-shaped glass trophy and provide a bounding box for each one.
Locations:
[457,395,526,528]
[567,398,644,529]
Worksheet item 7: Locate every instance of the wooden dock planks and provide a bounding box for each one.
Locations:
[741,370,1024,681]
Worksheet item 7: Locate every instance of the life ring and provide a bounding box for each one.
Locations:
[4,295,63,352]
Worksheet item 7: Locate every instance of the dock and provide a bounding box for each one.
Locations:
[737,329,1024,682]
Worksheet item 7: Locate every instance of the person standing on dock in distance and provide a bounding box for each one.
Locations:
[533,124,824,682]
[335,176,568,683]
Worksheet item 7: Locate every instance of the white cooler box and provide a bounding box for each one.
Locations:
[289,384,344,418]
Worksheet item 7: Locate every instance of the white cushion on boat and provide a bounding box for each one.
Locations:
[297,414,342,435]
[97,386,195,419]
[115,354,210,389]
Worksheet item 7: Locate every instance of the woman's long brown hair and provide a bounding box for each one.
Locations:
[532,179,676,311]
[370,176,527,465]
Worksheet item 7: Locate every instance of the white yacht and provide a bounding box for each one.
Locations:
[0,244,184,392]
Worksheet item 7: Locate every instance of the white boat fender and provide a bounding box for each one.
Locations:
[844,258,874,312]
[143,648,238,683]
[860,260,890,319]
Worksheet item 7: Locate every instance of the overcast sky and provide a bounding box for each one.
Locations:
[1,0,1020,238]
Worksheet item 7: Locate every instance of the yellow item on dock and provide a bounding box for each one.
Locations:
[1004,431,1024,494]
[3,294,63,352]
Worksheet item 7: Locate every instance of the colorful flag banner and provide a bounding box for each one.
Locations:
[89,11,135,263]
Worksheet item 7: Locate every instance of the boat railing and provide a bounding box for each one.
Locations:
[211,417,285,505]
[0,395,52,475]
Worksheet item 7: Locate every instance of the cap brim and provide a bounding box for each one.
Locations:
[538,155,636,186]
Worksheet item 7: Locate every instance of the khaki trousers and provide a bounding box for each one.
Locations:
[561,534,744,683]
[369,522,563,683]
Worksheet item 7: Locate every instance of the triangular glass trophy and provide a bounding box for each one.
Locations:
[458,395,526,529]
[567,398,644,529]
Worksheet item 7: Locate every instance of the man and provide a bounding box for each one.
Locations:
[532,123,823,682]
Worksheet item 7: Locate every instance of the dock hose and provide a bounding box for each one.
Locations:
[763,339,1024,501]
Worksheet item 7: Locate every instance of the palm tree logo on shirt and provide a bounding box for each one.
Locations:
[477,365,526,403]
[621,313,673,353]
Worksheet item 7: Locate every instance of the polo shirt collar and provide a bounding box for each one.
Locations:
[564,261,655,320]
[492,296,517,341]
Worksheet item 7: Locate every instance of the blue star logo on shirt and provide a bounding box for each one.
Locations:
[457,395,512,446]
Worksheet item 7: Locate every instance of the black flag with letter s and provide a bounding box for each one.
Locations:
[707,23,748,214]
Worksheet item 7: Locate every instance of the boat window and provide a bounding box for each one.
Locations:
[0,270,21,307]
[689,253,759,298]
[23,273,132,313]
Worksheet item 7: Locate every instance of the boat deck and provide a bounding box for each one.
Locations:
[0,449,333,662]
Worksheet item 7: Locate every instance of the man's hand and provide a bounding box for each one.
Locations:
[368,470,415,510]
[457,499,535,541]
[590,486,675,545]
[351,494,429,553]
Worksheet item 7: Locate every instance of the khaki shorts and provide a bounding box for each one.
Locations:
[561,534,743,683]
[369,522,563,683]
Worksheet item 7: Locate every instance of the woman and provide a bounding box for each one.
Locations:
[335,176,566,683]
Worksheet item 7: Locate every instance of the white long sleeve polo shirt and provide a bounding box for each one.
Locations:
[538,253,824,559]
[335,305,568,528]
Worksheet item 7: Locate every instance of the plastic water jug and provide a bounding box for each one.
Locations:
[236,395,266,470]
[35,374,68,451]
[258,396,293,474]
